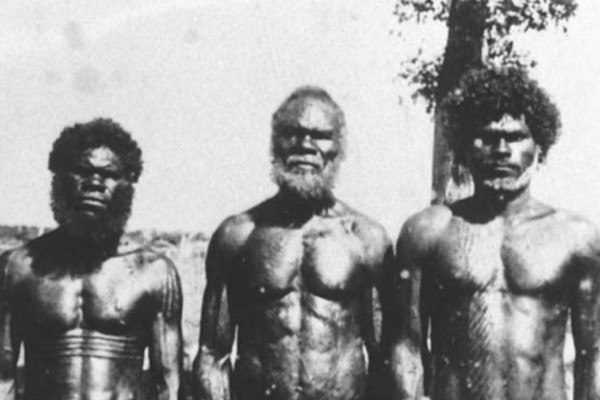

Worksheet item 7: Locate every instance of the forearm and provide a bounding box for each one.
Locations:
[574,350,600,400]
[156,367,181,400]
[389,343,423,400]
[151,316,182,400]
[194,347,232,400]
[0,381,16,400]
[0,337,17,400]
[367,346,387,400]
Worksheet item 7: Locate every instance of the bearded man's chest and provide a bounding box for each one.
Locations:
[237,224,370,301]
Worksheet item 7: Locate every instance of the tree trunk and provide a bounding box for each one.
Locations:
[431,0,486,204]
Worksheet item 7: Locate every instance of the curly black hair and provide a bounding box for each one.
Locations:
[48,118,143,182]
[442,67,561,163]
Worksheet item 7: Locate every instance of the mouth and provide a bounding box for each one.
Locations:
[484,163,519,176]
[75,196,108,211]
[286,155,323,170]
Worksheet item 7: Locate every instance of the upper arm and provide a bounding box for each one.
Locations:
[199,217,249,356]
[360,222,394,350]
[149,255,183,354]
[148,256,183,399]
[570,221,600,352]
[392,220,425,349]
[367,223,394,313]
[0,250,21,381]
[393,207,449,345]
[157,257,183,324]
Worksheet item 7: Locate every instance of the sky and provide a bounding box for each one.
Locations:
[0,0,599,237]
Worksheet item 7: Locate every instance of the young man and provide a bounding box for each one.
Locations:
[390,68,600,400]
[0,118,182,400]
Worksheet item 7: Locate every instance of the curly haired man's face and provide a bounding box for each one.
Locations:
[468,114,539,193]
[66,146,128,218]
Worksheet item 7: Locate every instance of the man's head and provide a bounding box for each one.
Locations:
[271,86,347,205]
[48,118,142,244]
[443,67,561,195]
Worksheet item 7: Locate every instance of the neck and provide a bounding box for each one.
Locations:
[277,188,336,218]
[472,183,532,218]
[56,226,122,259]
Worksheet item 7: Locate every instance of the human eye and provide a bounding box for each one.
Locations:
[506,133,527,142]
[311,130,333,140]
[103,170,123,180]
[70,164,91,177]
[280,126,298,138]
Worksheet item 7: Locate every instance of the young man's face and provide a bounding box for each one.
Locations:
[68,146,128,218]
[52,146,134,238]
[467,113,540,193]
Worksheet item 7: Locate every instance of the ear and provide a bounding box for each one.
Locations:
[534,145,544,165]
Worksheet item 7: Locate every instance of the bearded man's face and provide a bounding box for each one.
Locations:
[51,146,134,243]
[271,98,344,204]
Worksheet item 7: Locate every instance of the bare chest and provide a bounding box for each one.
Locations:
[237,220,368,300]
[16,257,155,336]
[433,218,573,295]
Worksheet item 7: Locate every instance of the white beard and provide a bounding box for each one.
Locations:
[271,158,339,204]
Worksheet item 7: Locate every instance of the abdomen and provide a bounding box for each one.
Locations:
[24,329,146,400]
[431,290,569,400]
[235,293,368,400]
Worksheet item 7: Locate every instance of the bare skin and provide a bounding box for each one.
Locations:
[391,114,600,400]
[0,143,182,400]
[195,196,392,400]
[193,90,394,400]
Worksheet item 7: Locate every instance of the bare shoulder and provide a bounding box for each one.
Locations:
[0,244,34,283]
[120,247,182,311]
[210,207,259,257]
[336,201,392,262]
[132,247,178,276]
[0,230,64,282]
[550,208,600,256]
[553,209,597,236]
[398,205,453,257]
[523,199,597,241]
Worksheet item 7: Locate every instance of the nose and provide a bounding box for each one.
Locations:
[493,138,510,156]
[295,133,318,153]
[81,173,106,192]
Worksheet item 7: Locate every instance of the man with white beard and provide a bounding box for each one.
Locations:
[389,67,600,400]
[193,86,395,400]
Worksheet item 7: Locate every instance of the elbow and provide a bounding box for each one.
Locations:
[152,365,181,400]
[0,357,14,381]
[192,347,232,399]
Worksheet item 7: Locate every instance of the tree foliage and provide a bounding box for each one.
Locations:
[396,0,578,111]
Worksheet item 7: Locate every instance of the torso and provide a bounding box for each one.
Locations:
[4,232,165,400]
[225,199,388,400]
[420,199,584,400]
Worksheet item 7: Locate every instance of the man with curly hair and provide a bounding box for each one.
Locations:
[193,87,395,400]
[388,68,600,399]
[0,118,182,400]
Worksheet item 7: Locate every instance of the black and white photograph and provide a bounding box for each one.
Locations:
[0,0,598,399]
